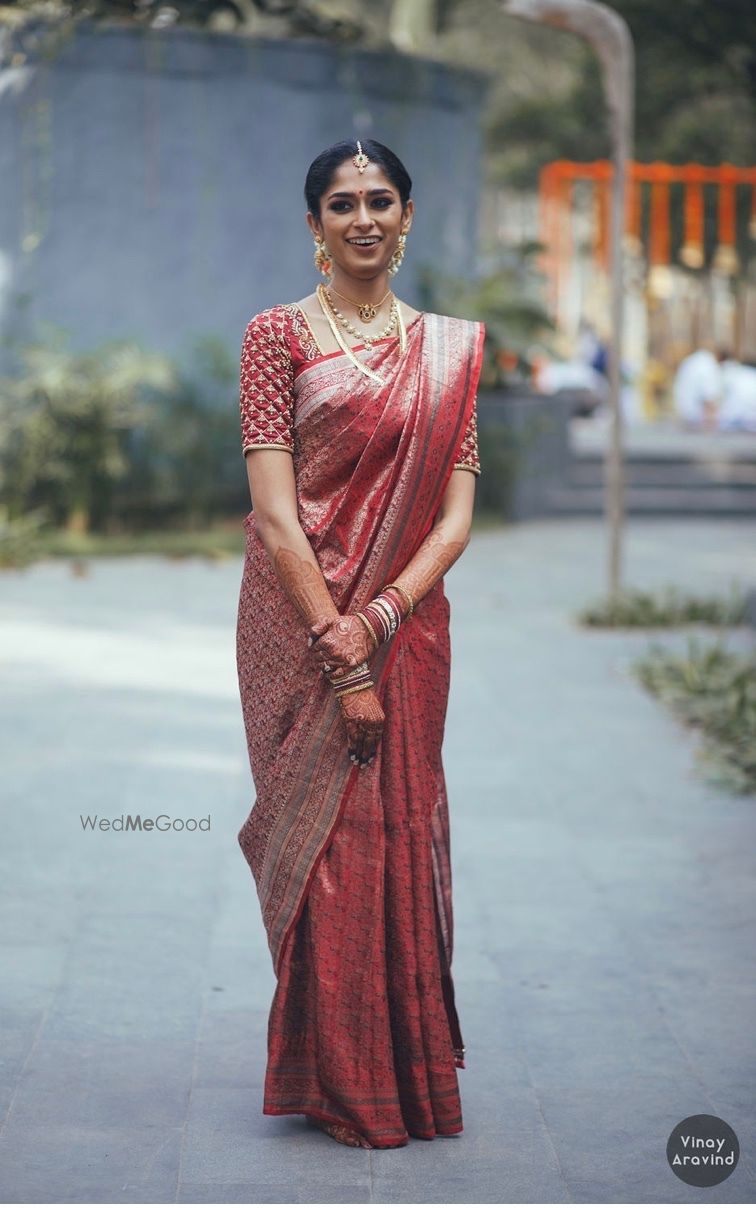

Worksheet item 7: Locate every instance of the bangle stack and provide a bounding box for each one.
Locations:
[384,582,414,618]
[322,584,417,702]
[354,583,415,651]
[327,660,374,699]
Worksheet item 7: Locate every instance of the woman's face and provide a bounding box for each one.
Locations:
[307,159,413,281]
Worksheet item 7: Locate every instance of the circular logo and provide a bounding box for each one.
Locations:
[667,1115,739,1186]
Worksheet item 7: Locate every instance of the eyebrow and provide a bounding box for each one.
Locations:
[327,188,395,199]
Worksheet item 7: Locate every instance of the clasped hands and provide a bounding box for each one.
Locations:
[307,613,383,769]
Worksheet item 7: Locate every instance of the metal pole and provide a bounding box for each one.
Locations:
[500,0,634,597]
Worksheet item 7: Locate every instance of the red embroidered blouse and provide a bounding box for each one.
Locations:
[239,305,481,476]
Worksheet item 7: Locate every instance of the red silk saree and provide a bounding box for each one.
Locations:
[236,303,485,1148]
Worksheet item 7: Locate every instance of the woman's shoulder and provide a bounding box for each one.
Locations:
[435,309,485,325]
[430,311,486,340]
[242,301,323,366]
[243,303,294,340]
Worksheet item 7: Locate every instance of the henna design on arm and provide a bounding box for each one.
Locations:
[338,685,384,766]
[273,546,339,632]
[327,617,375,663]
[389,525,470,614]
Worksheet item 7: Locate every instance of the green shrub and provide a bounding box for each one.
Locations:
[0,326,240,536]
[0,327,176,533]
[633,638,756,795]
[0,508,48,569]
[579,585,747,628]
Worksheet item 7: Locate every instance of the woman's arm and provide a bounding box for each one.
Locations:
[245,448,340,635]
[310,466,476,671]
[247,448,383,767]
[387,467,477,612]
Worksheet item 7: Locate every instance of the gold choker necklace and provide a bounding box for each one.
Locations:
[329,285,392,324]
[324,289,397,347]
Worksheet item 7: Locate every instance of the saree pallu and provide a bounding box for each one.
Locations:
[237,311,485,1147]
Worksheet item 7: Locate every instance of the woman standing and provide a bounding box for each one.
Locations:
[236,139,485,1150]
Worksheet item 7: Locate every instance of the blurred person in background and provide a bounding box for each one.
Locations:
[718,354,756,432]
[672,344,726,430]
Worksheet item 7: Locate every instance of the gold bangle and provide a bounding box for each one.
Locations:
[372,596,398,635]
[334,680,375,699]
[384,582,414,617]
[328,662,371,686]
[356,610,379,652]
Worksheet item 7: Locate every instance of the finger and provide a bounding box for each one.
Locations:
[346,720,360,765]
[360,723,376,766]
[363,725,378,764]
[359,722,374,764]
[369,725,384,764]
[367,723,383,764]
[353,725,366,767]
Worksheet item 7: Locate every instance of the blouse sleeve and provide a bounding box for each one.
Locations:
[239,310,295,457]
[453,396,481,476]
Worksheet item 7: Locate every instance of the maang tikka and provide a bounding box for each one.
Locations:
[352,140,369,173]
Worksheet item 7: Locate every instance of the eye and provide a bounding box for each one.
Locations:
[327,196,395,212]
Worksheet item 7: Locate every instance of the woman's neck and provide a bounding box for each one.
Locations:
[328,272,392,307]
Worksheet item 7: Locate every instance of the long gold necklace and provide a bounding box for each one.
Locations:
[329,285,392,323]
[316,284,386,383]
[316,284,408,383]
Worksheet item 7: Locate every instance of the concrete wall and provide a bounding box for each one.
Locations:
[477,392,571,520]
[0,23,487,367]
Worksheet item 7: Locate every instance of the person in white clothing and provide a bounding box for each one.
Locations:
[672,347,724,429]
[718,358,756,432]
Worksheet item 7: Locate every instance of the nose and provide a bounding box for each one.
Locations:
[353,199,375,229]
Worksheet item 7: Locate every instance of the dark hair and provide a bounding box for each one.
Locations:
[304,139,412,220]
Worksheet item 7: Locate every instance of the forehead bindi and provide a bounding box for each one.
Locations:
[329,162,394,196]
[326,185,395,202]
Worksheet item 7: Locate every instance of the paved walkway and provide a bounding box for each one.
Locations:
[0,518,754,1203]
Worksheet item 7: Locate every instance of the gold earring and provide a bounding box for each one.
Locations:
[388,229,408,277]
[313,235,332,278]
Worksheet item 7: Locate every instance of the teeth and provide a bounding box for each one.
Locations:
[348,238,380,244]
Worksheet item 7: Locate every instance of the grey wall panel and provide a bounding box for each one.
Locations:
[0,24,488,371]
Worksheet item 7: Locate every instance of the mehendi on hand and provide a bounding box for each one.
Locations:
[391,527,469,606]
[273,546,339,632]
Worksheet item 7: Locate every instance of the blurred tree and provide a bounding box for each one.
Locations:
[387,0,436,51]
[433,0,756,187]
[0,328,175,533]
[417,242,554,388]
[0,0,368,42]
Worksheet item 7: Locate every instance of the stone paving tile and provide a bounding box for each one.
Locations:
[191,1009,268,1090]
[175,1087,372,1190]
[0,519,754,1203]
[533,1084,754,1204]
[176,1182,373,1204]
[0,1123,184,1203]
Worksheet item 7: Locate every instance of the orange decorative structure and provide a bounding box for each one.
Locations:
[538,160,756,307]
[681,178,704,269]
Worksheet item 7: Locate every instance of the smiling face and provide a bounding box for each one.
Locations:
[306,159,413,284]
